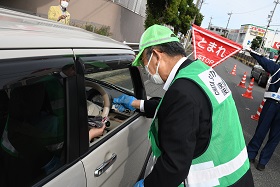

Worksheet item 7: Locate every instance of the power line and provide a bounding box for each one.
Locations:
[233,4,272,14]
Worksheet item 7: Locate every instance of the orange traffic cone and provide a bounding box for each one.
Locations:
[237,72,247,88]
[241,78,254,99]
[230,64,237,76]
[251,98,266,120]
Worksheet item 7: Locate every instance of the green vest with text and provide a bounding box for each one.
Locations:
[148,59,249,187]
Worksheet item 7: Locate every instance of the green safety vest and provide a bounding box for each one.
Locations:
[148,59,249,187]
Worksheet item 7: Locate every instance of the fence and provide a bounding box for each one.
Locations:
[233,52,258,67]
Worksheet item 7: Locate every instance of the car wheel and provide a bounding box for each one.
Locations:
[257,74,265,87]
[250,69,254,79]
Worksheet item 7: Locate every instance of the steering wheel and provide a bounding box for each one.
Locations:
[85,81,111,118]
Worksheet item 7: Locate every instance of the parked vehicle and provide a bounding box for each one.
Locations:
[250,56,280,87]
[250,64,270,87]
[0,8,152,187]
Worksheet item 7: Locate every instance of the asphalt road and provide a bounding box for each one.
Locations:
[143,56,280,187]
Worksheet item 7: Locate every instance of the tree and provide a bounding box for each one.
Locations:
[251,36,263,50]
[145,0,204,35]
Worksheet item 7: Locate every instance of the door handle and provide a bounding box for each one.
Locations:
[94,153,117,177]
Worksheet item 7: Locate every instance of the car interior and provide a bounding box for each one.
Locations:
[85,75,137,144]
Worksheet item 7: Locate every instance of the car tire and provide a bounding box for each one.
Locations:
[250,69,254,79]
[257,74,265,87]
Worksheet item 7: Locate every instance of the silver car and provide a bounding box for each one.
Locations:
[0,8,152,187]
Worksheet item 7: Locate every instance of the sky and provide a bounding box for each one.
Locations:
[196,0,280,31]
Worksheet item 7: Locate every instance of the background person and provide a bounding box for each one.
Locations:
[114,25,254,187]
[48,0,71,25]
[247,50,280,171]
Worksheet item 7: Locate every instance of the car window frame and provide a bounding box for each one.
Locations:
[74,52,147,155]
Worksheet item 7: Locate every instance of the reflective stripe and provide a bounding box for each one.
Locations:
[1,128,18,155]
[264,92,280,101]
[186,147,248,186]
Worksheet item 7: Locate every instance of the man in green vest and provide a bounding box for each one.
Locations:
[113,25,254,187]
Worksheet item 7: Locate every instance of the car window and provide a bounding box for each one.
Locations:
[0,75,67,186]
[83,54,135,93]
[0,50,145,186]
[80,54,139,145]
[87,68,134,92]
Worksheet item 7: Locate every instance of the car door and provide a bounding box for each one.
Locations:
[74,49,152,186]
[82,115,151,187]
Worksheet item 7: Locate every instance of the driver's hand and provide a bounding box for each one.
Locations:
[113,94,136,112]
[89,125,105,140]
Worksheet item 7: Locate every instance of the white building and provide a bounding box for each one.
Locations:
[208,24,280,53]
[236,24,280,53]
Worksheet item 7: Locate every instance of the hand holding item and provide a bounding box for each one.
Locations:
[89,125,105,140]
[113,94,136,112]
[58,15,67,21]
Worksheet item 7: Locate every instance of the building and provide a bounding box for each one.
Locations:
[227,29,239,42]
[236,24,280,53]
[0,0,147,43]
[208,25,228,36]
[209,24,280,54]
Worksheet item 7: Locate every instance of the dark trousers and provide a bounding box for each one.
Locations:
[247,99,280,165]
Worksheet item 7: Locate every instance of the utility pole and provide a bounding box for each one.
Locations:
[259,0,280,53]
[208,16,213,30]
[224,12,232,37]
[193,0,204,24]
[184,0,204,49]
[195,0,201,8]
[271,28,278,47]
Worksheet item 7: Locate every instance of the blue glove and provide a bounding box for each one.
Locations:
[114,104,126,112]
[113,94,136,111]
[134,179,144,187]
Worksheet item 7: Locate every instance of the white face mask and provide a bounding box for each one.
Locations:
[61,1,69,8]
[144,53,164,84]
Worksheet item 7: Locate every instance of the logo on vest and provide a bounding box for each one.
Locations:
[199,68,231,103]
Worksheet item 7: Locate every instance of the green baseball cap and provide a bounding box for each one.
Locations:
[132,24,180,66]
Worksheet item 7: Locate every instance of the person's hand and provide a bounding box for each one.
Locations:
[89,125,105,141]
[58,15,67,21]
[113,94,136,112]
[134,179,144,187]
[114,104,126,112]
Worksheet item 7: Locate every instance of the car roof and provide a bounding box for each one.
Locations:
[0,8,131,51]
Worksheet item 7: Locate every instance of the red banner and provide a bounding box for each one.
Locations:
[272,42,280,50]
[192,24,242,68]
